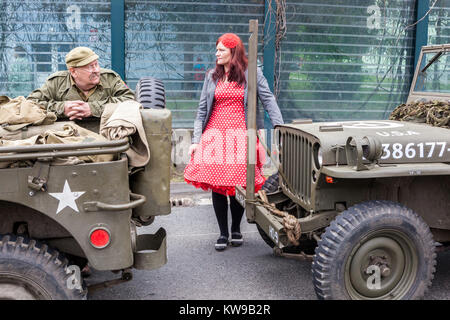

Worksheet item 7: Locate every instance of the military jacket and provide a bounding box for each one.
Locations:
[27,68,135,118]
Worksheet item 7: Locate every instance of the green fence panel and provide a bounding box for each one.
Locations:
[277,0,417,123]
[3,0,448,128]
[427,0,450,45]
[0,0,112,99]
[124,0,265,128]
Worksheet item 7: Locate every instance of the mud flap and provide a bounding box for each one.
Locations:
[133,228,167,270]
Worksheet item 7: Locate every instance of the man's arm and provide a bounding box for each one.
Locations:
[27,72,71,116]
[27,81,66,115]
[87,76,135,117]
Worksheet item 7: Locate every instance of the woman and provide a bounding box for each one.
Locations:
[184,33,284,251]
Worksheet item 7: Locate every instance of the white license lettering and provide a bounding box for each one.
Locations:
[405,143,416,158]
[426,142,435,158]
[269,225,279,244]
[381,144,390,160]
[392,143,403,159]
[381,142,447,160]
[437,142,446,157]
[418,143,424,158]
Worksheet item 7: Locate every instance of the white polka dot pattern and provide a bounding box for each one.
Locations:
[184,80,266,196]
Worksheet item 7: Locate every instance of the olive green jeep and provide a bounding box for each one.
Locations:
[237,44,450,300]
[0,77,171,299]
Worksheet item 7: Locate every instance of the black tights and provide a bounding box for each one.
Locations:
[212,191,245,238]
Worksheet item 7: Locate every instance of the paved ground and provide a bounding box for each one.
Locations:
[87,183,450,300]
[87,207,315,300]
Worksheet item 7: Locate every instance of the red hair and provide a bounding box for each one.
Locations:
[212,33,248,86]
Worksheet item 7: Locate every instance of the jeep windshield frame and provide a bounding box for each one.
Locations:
[408,44,450,103]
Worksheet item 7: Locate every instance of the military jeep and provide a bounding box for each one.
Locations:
[237,44,450,300]
[0,77,171,299]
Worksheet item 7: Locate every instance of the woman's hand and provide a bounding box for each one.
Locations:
[188,144,199,156]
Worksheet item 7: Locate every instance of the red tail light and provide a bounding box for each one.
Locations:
[90,228,111,249]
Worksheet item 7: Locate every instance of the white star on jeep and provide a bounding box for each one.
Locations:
[49,180,85,214]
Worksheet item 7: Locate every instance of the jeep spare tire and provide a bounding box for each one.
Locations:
[135,77,165,109]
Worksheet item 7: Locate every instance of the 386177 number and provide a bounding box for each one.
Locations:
[381,142,447,160]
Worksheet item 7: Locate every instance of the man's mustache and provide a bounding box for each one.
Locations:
[89,73,100,80]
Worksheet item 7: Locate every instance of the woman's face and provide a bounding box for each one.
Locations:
[216,42,232,66]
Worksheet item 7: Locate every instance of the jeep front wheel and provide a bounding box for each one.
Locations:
[312,201,436,300]
[0,235,86,300]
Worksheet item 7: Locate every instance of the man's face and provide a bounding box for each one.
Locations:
[70,60,100,90]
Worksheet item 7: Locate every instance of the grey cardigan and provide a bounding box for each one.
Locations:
[192,67,284,144]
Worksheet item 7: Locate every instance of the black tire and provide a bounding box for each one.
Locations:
[262,173,279,194]
[257,173,280,248]
[135,77,165,109]
[0,234,87,300]
[312,200,436,300]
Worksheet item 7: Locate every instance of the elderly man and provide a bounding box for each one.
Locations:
[28,47,135,120]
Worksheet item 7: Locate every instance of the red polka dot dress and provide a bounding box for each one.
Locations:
[184,80,265,196]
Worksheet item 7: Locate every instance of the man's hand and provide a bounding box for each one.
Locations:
[64,101,92,120]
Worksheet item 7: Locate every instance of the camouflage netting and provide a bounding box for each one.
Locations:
[389,100,450,129]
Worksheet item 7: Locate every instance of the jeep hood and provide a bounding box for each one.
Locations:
[276,120,450,165]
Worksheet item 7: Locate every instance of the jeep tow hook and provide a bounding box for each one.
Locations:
[87,268,133,293]
[273,247,313,261]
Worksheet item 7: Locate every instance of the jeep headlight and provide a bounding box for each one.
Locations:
[313,143,323,169]
[361,136,382,162]
[345,135,382,171]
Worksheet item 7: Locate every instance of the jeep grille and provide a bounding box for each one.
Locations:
[279,129,313,206]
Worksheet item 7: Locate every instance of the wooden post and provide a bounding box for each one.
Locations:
[245,20,258,221]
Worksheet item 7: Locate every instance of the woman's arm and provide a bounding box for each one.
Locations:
[256,67,284,126]
[192,71,211,143]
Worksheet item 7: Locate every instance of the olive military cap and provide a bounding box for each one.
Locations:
[65,47,99,68]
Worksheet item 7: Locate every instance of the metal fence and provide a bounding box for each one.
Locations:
[0,0,111,98]
[277,0,417,122]
[124,0,265,128]
[0,0,448,127]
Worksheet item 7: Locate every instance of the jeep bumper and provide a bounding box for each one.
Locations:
[133,227,167,270]
[235,186,288,248]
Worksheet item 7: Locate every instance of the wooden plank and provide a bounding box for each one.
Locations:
[245,19,258,221]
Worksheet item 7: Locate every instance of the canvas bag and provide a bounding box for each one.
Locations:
[100,100,150,167]
[0,96,57,131]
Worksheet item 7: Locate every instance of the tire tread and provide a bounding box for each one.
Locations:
[0,234,86,300]
[312,200,436,300]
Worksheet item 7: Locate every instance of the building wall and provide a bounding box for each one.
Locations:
[428,0,450,45]
[1,0,449,127]
[0,0,111,98]
[124,0,265,128]
[277,0,417,122]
